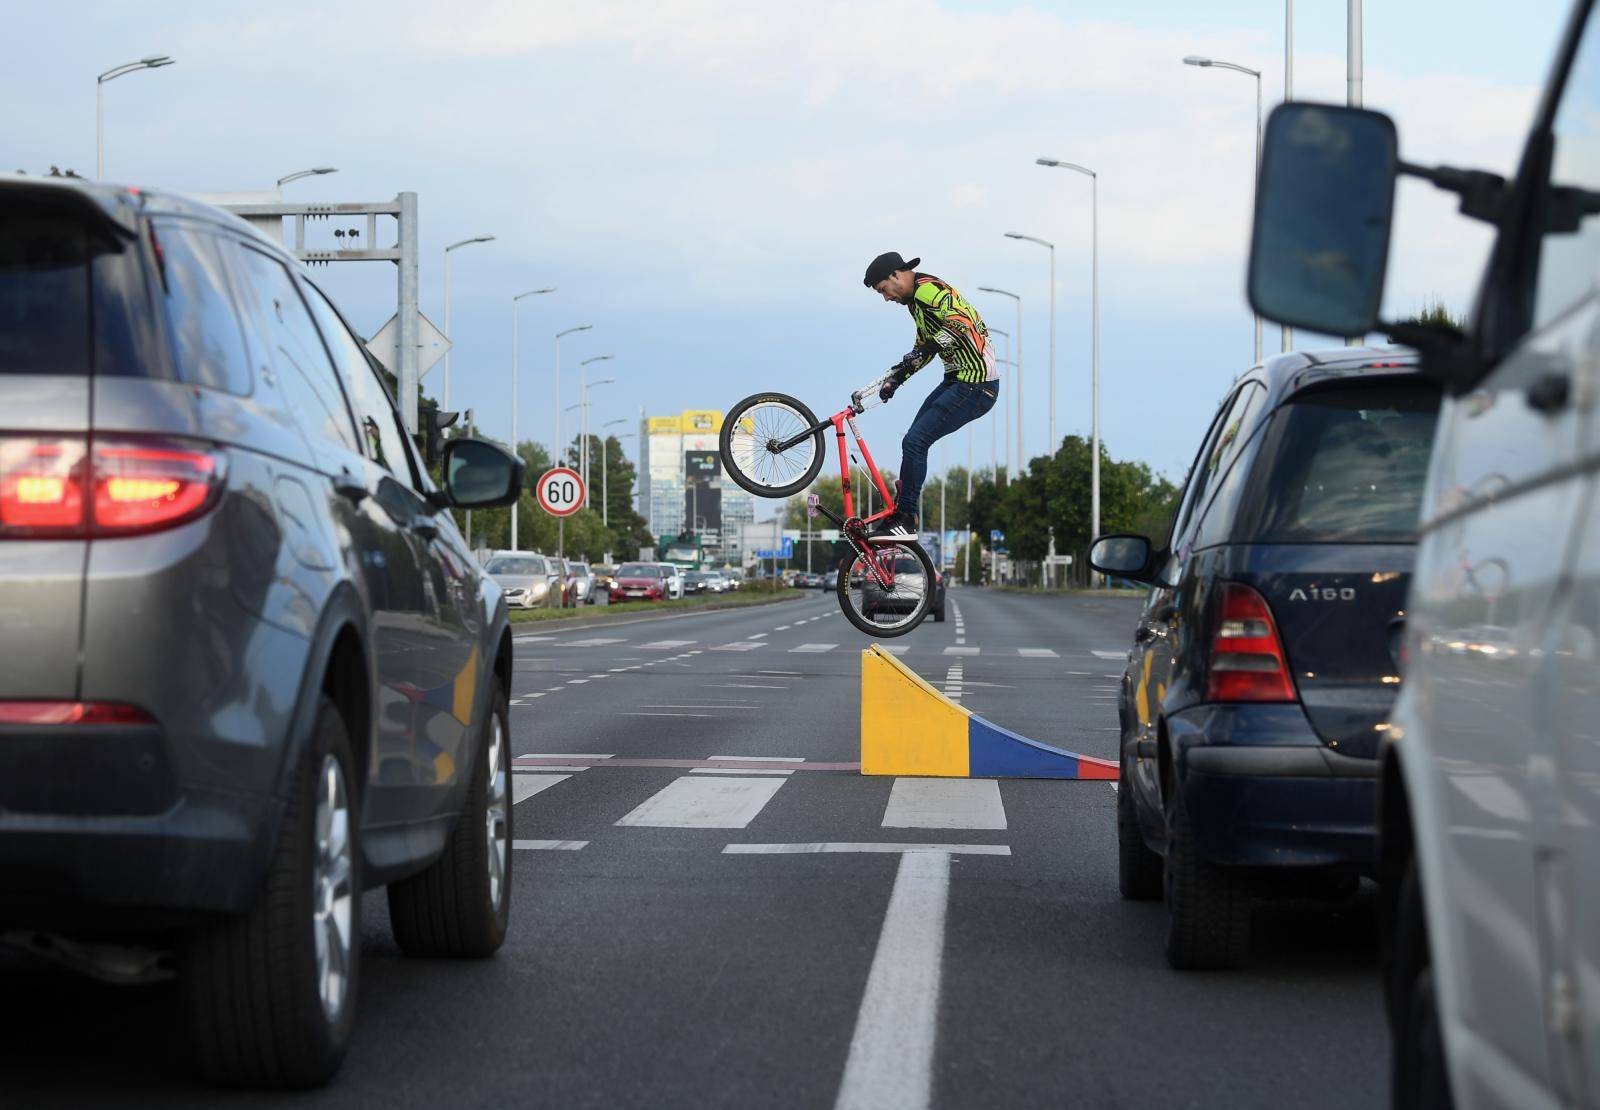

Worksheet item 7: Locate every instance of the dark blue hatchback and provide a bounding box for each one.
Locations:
[1090,347,1438,969]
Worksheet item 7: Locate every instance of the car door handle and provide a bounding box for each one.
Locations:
[333,468,367,503]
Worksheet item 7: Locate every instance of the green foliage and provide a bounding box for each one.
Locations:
[1397,298,1465,331]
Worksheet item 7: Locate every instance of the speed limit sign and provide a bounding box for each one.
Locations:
[536,467,584,517]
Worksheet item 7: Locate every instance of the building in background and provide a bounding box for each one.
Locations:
[637,410,755,565]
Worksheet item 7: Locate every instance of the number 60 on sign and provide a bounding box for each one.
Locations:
[536,467,584,517]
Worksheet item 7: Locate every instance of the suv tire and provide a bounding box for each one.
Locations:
[1164,778,1250,969]
[1117,759,1162,901]
[1390,857,1454,1108]
[388,676,512,958]
[182,697,361,1088]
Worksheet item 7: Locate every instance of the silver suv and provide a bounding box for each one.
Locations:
[0,177,525,1087]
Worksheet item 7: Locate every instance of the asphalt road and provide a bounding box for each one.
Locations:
[0,586,1386,1108]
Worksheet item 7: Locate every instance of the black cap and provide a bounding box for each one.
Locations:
[864,251,921,288]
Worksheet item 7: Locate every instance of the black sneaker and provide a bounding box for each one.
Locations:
[867,512,917,540]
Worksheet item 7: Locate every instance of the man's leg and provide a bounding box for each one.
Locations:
[895,380,960,523]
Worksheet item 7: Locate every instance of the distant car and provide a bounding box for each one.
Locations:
[0,175,526,1087]
[566,561,596,605]
[822,569,839,591]
[485,552,555,609]
[1091,347,1437,970]
[609,562,668,602]
[701,571,731,594]
[546,557,578,607]
[593,565,615,592]
[929,569,947,622]
[683,571,711,594]
[861,553,930,619]
[654,563,686,599]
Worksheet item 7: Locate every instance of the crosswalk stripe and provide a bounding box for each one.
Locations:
[616,775,788,828]
[1017,648,1058,657]
[640,639,696,650]
[880,644,911,656]
[790,643,838,653]
[882,778,1007,830]
[713,641,767,651]
[942,646,980,655]
[1091,649,1126,660]
[562,637,626,647]
[512,772,572,805]
[513,839,588,851]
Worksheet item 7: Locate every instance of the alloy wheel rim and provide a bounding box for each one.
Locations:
[484,715,508,912]
[313,753,354,1024]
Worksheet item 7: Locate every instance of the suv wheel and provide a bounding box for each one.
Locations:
[387,676,512,957]
[1163,776,1250,969]
[1117,758,1162,901]
[1390,857,1454,1108]
[182,697,361,1087]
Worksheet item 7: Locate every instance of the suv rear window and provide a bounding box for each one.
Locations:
[1236,384,1440,543]
[0,209,155,378]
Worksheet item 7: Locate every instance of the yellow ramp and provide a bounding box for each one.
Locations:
[860,645,971,777]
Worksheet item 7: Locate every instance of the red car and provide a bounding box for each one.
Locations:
[608,561,670,602]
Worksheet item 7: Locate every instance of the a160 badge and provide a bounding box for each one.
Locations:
[535,467,584,517]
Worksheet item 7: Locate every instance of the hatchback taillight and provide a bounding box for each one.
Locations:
[0,435,225,538]
[1206,583,1296,703]
[0,700,154,725]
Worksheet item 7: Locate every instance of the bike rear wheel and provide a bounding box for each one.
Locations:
[836,540,935,638]
[720,392,827,499]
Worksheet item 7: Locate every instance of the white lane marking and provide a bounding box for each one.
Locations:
[513,635,556,642]
[710,755,804,761]
[692,768,796,775]
[723,842,1010,856]
[521,753,613,759]
[616,775,788,828]
[758,670,803,675]
[833,850,950,1110]
[567,678,589,685]
[1018,648,1058,658]
[512,773,572,805]
[942,646,980,656]
[791,643,838,653]
[1068,671,1092,676]
[544,687,567,693]
[563,637,626,647]
[1091,649,1126,660]
[523,693,546,699]
[775,625,792,631]
[1109,782,1119,795]
[513,839,588,851]
[620,712,712,717]
[636,705,758,711]
[641,639,697,650]
[714,641,767,651]
[705,683,787,689]
[955,638,966,646]
[880,645,911,656]
[882,778,1007,830]
[750,632,768,638]
[588,674,611,679]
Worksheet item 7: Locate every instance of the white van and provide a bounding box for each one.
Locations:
[1244,4,1599,1105]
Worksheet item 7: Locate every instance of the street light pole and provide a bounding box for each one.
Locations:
[580,355,615,508]
[1035,158,1101,581]
[977,285,1022,477]
[510,287,555,550]
[443,235,495,411]
[554,325,593,558]
[988,326,1009,488]
[277,166,337,188]
[1183,54,1264,363]
[602,418,627,528]
[1003,235,1058,586]
[96,55,175,180]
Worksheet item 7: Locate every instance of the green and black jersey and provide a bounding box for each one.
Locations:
[903,274,996,384]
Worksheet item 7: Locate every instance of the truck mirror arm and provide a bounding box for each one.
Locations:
[1399,161,1509,226]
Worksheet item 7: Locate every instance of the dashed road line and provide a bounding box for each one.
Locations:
[882,778,1006,830]
[791,643,838,653]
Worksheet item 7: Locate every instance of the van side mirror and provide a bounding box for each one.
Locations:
[1248,103,1399,338]
[439,438,524,509]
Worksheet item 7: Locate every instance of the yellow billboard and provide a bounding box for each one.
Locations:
[647,416,682,434]
[680,410,723,433]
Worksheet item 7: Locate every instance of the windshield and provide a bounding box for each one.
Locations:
[569,563,589,574]
[487,557,545,575]
[616,564,660,578]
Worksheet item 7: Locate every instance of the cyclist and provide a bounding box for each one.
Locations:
[862,251,999,539]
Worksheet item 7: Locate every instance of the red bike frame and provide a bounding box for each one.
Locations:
[830,407,897,525]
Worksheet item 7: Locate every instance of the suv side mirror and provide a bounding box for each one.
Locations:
[1248,102,1399,338]
[439,438,524,509]
[1089,534,1157,583]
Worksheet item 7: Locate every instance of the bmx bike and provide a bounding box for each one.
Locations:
[719,372,937,637]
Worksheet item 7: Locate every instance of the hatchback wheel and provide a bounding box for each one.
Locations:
[182,697,361,1088]
[387,675,512,957]
[1163,778,1250,969]
[1117,756,1162,901]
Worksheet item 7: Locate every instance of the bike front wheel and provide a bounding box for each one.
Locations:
[720,392,827,499]
[836,540,935,638]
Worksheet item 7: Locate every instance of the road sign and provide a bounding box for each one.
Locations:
[536,467,584,517]
[367,310,452,377]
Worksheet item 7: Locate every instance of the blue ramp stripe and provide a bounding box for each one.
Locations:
[967,715,1083,779]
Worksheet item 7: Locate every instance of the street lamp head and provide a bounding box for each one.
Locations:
[558,324,593,338]
[448,234,496,251]
[591,378,616,388]
[1035,158,1061,167]
[310,166,336,176]
[514,287,555,301]
[580,354,614,366]
[1183,55,1213,67]
[140,55,172,66]
[1003,232,1026,240]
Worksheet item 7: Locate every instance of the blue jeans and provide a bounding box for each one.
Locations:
[896,378,998,519]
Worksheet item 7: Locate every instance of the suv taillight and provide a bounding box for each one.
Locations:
[1206,582,1296,703]
[0,436,225,539]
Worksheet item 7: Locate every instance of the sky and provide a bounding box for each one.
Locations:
[7,0,1579,511]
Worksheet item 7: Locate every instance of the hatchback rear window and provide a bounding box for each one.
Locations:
[487,558,545,575]
[616,564,660,578]
[1236,384,1440,543]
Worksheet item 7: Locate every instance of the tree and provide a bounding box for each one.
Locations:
[1396,298,1465,330]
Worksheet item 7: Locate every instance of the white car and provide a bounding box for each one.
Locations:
[653,563,686,599]
[1245,5,1599,1105]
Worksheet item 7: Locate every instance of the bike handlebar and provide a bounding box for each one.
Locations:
[849,371,896,415]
